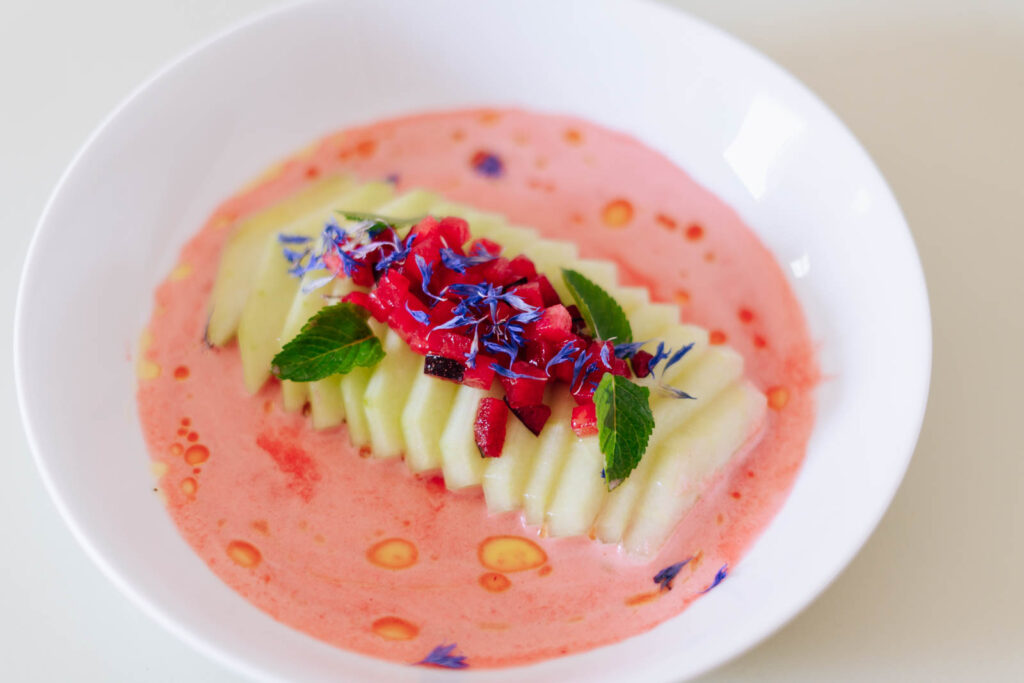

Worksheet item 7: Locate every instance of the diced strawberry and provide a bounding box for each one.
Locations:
[530,304,573,343]
[499,361,547,408]
[536,275,561,307]
[611,356,631,377]
[630,350,654,378]
[388,303,431,353]
[507,255,537,281]
[509,282,544,310]
[463,354,497,390]
[427,330,473,360]
[438,216,470,247]
[342,290,374,314]
[571,378,598,405]
[482,257,513,285]
[408,216,441,240]
[373,270,411,311]
[474,397,508,458]
[505,400,551,436]
[571,403,598,437]
[468,237,502,258]
[521,339,556,369]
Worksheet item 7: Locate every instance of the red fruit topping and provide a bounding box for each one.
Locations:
[341,290,373,313]
[469,237,502,257]
[509,281,544,309]
[474,397,509,458]
[531,304,574,342]
[424,355,465,383]
[571,403,598,437]
[630,350,654,378]
[505,400,552,436]
[508,255,538,281]
[536,275,561,307]
[499,362,547,408]
[438,216,470,247]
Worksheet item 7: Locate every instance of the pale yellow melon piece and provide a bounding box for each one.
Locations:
[338,319,387,448]
[401,371,459,473]
[438,385,499,489]
[622,381,766,556]
[545,436,607,537]
[520,398,574,526]
[481,416,540,513]
[236,182,394,393]
[207,175,354,345]
[616,286,651,314]
[363,332,422,459]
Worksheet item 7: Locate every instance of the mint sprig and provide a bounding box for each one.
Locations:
[271,303,385,381]
[594,373,654,491]
[561,269,633,343]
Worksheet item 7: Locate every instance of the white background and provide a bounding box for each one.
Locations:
[2,0,1022,680]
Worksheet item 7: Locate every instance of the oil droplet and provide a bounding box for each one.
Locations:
[181,417,191,426]
[753,335,768,349]
[176,428,188,437]
[685,223,704,241]
[656,213,677,229]
[251,520,269,535]
[478,536,547,573]
[478,572,512,592]
[186,432,199,443]
[564,128,583,145]
[169,443,183,456]
[538,565,553,577]
[137,360,161,380]
[169,264,193,281]
[184,444,210,465]
[173,365,190,380]
[180,477,197,497]
[304,165,320,179]
[767,386,790,410]
[355,139,376,158]
[625,591,660,606]
[478,110,501,125]
[226,540,261,568]
[367,538,418,569]
[601,199,634,228]
[674,290,691,306]
[372,616,419,641]
[709,330,727,345]
[738,308,755,323]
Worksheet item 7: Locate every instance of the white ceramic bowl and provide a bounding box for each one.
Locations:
[15,1,931,680]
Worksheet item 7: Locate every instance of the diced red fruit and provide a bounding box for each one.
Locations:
[571,380,597,405]
[536,275,561,306]
[462,354,498,391]
[372,270,411,311]
[531,304,574,343]
[341,290,374,314]
[387,304,431,353]
[481,257,513,285]
[611,356,632,377]
[630,350,654,378]
[571,403,598,437]
[507,255,538,280]
[509,281,544,310]
[474,397,509,458]
[521,339,557,369]
[438,216,470,247]
[426,330,472,360]
[505,400,552,436]
[468,237,502,258]
[499,361,547,408]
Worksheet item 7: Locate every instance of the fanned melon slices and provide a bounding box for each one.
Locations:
[207,176,766,556]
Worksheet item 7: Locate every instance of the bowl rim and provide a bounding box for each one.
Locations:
[14,0,932,680]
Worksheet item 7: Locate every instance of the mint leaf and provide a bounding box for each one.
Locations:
[561,269,632,343]
[594,373,654,490]
[271,303,384,381]
[336,210,424,228]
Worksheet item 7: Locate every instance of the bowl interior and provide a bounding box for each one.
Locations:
[15,1,930,681]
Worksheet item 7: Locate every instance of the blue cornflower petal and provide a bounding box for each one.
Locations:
[613,341,646,359]
[277,233,312,245]
[700,565,729,594]
[405,302,430,325]
[600,343,612,369]
[440,247,496,274]
[545,341,578,375]
[491,363,542,380]
[300,274,335,294]
[417,643,467,669]
[662,342,695,374]
[653,557,692,591]
[648,341,670,373]
[660,384,697,400]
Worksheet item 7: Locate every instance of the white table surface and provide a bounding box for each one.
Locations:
[3,1,1022,680]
